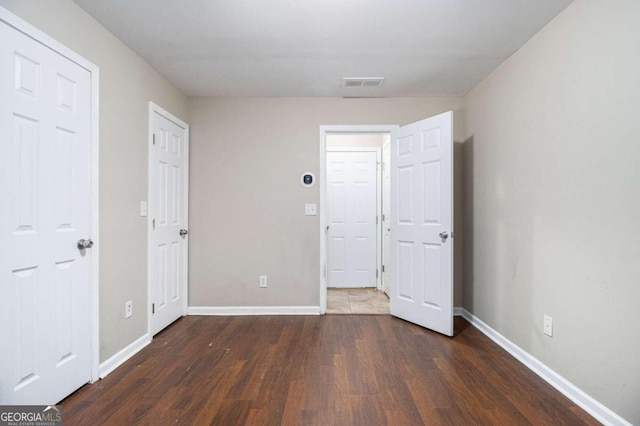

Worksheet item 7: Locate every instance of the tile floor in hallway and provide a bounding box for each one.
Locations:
[326,288,390,314]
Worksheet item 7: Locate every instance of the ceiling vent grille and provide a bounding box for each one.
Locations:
[342,77,385,88]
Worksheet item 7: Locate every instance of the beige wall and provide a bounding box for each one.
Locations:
[188,97,464,307]
[0,0,188,361]
[461,0,640,422]
[326,134,386,149]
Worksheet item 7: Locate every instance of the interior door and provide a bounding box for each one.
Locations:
[149,106,188,336]
[327,151,377,288]
[390,111,453,336]
[382,142,391,296]
[0,19,93,403]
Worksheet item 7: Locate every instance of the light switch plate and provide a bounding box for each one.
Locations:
[305,204,317,216]
[543,315,553,337]
[140,201,148,217]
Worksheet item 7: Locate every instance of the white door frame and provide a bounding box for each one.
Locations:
[319,125,398,313]
[381,140,391,296]
[147,102,189,336]
[326,147,382,289]
[0,7,101,383]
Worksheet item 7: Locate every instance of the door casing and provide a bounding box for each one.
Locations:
[0,6,101,384]
[382,141,391,296]
[319,125,398,313]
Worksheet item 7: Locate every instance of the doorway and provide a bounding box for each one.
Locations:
[319,126,397,314]
[320,113,453,334]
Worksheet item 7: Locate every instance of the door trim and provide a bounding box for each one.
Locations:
[147,102,189,337]
[381,140,391,296]
[0,6,101,383]
[319,125,398,314]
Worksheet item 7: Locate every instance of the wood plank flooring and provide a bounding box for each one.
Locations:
[61,316,599,425]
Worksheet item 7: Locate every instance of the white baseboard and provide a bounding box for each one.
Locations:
[188,306,322,316]
[460,308,631,426]
[453,306,464,316]
[98,333,151,379]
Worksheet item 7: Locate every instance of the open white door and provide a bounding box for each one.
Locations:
[390,111,453,336]
[149,103,189,336]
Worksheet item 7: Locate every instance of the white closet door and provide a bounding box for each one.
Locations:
[327,151,377,288]
[149,106,189,336]
[0,19,93,404]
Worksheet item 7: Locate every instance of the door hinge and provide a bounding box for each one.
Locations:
[376,269,379,278]
[376,215,379,224]
[152,218,155,230]
[382,214,386,222]
[382,265,385,273]
[152,134,156,145]
[152,303,155,314]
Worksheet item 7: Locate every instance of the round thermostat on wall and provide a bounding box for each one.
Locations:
[300,172,315,187]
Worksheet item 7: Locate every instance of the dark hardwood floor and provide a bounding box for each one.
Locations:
[61,316,599,425]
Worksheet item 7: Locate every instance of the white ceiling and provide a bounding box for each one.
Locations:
[73,0,572,98]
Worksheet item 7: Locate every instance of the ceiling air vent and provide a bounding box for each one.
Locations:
[342,77,385,88]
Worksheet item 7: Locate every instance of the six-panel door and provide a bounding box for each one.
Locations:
[327,151,378,288]
[149,108,188,336]
[0,19,92,403]
[390,112,453,336]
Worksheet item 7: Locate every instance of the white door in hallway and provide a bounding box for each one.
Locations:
[382,142,391,296]
[149,104,189,336]
[390,111,454,336]
[327,151,378,288]
[0,18,93,403]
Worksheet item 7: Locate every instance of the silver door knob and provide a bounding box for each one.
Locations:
[439,231,449,242]
[77,239,94,249]
[179,229,188,236]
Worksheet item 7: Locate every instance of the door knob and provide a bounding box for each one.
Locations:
[77,239,94,249]
[179,229,189,236]
[439,231,449,242]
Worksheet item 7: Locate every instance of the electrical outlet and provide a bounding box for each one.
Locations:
[543,315,553,337]
[125,301,133,319]
[259,275,268,288]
